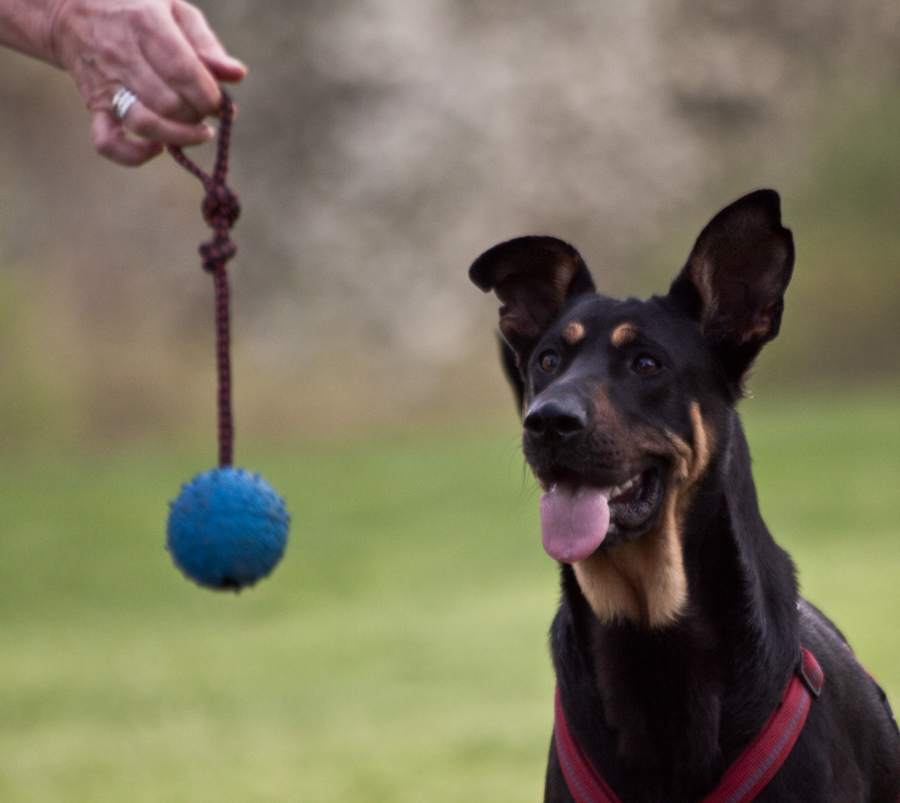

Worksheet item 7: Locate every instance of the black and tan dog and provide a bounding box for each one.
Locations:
[470,190,900,802]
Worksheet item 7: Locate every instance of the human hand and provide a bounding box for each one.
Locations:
[48,0,246,165]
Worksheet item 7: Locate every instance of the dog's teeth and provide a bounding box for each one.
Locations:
[610,476,638,500]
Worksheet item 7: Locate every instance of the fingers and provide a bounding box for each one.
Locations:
[125,96,215,145]
[173,0,247,84]
[202,54,248,85]
[91,102,213,167]
[135,0,246,123]
[132,5,224,121]
[92,111,164,167]
[118,49,209,125]
[52,0,247,165]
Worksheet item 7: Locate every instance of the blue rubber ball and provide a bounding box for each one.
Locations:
[167,467,290,590]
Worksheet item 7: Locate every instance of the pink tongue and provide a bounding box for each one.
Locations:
[540,486,611,563]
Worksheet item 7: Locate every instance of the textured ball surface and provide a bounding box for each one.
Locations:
[167,467,290,590]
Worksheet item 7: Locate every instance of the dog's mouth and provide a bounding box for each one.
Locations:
[539,467,664,563]
[608,467,664,535]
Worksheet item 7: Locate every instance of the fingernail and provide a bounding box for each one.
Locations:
[201,122,215,140]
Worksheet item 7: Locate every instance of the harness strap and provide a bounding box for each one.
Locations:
[700,648,822,803]
[554,686,620,803]
[554,648,823,803]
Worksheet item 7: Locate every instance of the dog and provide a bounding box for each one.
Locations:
[469,190,900,802]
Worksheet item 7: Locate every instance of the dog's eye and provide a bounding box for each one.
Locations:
[538,351,560,373]
[632,354,660,375]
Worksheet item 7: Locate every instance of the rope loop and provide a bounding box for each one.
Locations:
[168,90,239,467]
[168,90,240,275]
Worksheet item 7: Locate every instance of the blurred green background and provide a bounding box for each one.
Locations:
[0,396,898,802]
[0,1,899,801]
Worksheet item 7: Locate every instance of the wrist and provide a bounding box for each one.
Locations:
[42,0,73,68]
[0,0,57,62]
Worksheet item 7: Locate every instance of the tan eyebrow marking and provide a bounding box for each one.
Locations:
[611,322,638,347]
[562,321,586,344]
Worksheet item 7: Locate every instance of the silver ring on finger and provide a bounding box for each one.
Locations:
[111,87,138,121]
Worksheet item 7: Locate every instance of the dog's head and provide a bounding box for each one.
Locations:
[470,190,794,627]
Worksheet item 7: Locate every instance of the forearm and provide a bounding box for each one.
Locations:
[0,0,65,65]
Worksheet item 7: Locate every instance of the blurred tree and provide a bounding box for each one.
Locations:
[0,0,898,441]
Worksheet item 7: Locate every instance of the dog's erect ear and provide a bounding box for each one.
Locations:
[668,189,794,389]
[469,236,595,362]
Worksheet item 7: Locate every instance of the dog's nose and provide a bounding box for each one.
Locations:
[524,397,588,441]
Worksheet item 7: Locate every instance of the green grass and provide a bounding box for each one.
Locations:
[0,390,898,802]
[741,387,900,679]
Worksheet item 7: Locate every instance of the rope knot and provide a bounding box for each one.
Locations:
[202,183,241,230]
[200,236,238,271]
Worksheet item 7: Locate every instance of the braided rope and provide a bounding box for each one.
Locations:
[168,93,240,467]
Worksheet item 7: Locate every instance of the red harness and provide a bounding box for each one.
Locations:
[554,648,824,803]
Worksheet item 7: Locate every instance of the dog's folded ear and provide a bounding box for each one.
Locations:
[668,189,795,390]
[469,236,596,359]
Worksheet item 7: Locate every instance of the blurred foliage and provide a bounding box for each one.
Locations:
[770,83,900,383]
[640,80,900,390]
[0,0,899,444]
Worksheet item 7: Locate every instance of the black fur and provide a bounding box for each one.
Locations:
[470,190,900,802]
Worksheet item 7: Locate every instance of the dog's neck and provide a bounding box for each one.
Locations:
[552,418,800,799]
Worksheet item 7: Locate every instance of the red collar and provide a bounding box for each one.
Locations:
[554,647,824,803]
